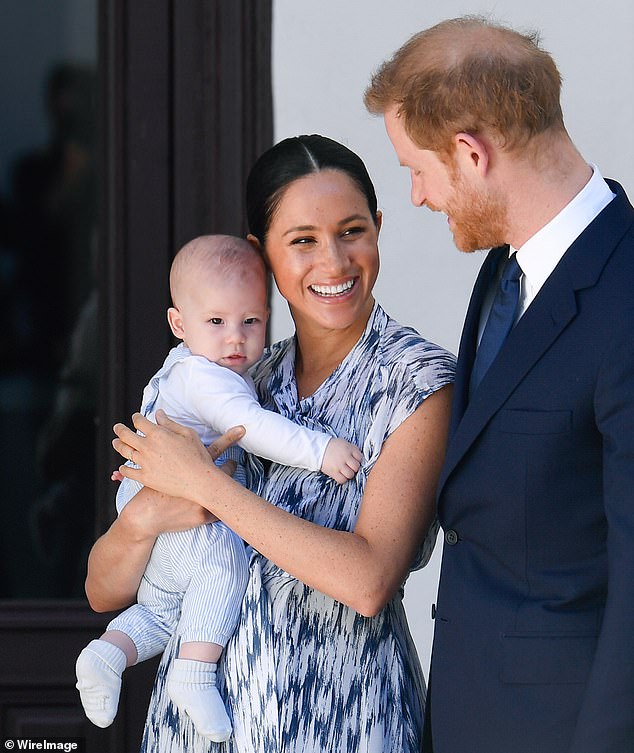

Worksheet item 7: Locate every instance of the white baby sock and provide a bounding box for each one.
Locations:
[75,639,127,728]
[167,658,232,742]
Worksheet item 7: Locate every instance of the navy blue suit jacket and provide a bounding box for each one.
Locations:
[426,180,634,753]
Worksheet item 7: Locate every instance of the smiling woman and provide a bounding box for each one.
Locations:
[90,134,456,752]
[253,169,381,396]
[246,136,383,397]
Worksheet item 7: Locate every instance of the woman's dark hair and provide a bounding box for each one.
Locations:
[246,135,379,243]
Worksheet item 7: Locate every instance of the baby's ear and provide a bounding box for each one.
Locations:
[167,307,185,340]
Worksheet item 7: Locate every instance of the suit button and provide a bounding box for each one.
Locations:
[431,603,437,620]
[445,529,459,545]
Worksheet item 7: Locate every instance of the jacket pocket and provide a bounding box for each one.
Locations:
[501,632,596,684]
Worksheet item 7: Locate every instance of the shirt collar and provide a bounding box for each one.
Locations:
[513,165,615,291]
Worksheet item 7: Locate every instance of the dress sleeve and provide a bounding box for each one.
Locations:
[385,343,456,440]
[180,359,331,472]
[362,339,455,468]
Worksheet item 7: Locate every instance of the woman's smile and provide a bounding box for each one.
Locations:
[309,277,357,298]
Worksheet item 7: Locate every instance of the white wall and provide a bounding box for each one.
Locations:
[272,1,634,676]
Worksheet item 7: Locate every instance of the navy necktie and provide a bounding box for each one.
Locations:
[469,253,522,395]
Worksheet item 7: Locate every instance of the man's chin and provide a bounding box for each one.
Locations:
[451,232,484,254]
[452,229,506,254]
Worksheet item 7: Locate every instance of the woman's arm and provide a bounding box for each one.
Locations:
[85,487,212,611]
[113,386,452,617]
[86,427,245,612]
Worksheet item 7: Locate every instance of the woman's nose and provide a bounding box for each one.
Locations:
[322,237,347,271]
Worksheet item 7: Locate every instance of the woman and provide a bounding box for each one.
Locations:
[90,135,455,751]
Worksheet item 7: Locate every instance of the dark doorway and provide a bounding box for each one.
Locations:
[0,1,272,748]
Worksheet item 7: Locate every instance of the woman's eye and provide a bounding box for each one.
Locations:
[244,317,258,325]
[290,236,314,246]
[342,226,364,238]
[210,318,223,325]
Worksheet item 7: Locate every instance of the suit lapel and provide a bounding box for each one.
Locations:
[439,181,634,494]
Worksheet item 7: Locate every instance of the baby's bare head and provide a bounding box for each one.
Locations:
[169,234,266,309]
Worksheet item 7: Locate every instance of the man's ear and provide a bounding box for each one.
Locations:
[452,132,490,176]
[167,307,185,340]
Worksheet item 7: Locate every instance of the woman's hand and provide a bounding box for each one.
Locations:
[112,410,245,504]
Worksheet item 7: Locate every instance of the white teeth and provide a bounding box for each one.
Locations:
[310,280,355,296]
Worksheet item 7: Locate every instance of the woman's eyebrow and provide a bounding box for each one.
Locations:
[282,214,369,237]
[339,214,368,225]
[282,225,316,237]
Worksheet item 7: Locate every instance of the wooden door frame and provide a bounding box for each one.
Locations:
[96,0,273,532]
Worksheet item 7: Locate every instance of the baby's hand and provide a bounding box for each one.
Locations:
[321,438,363,484]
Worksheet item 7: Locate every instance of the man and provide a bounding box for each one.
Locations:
[365,16,634,753]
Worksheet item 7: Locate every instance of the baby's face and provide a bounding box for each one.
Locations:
[177,270,268,374]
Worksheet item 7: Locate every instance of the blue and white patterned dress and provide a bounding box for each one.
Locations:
[140,302,455,753]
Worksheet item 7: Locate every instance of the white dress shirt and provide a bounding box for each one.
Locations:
[477,165,615,343]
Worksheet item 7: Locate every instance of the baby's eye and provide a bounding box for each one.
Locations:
[210,317,223,325]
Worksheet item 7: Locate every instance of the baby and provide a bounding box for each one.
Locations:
[75,235,362,741]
